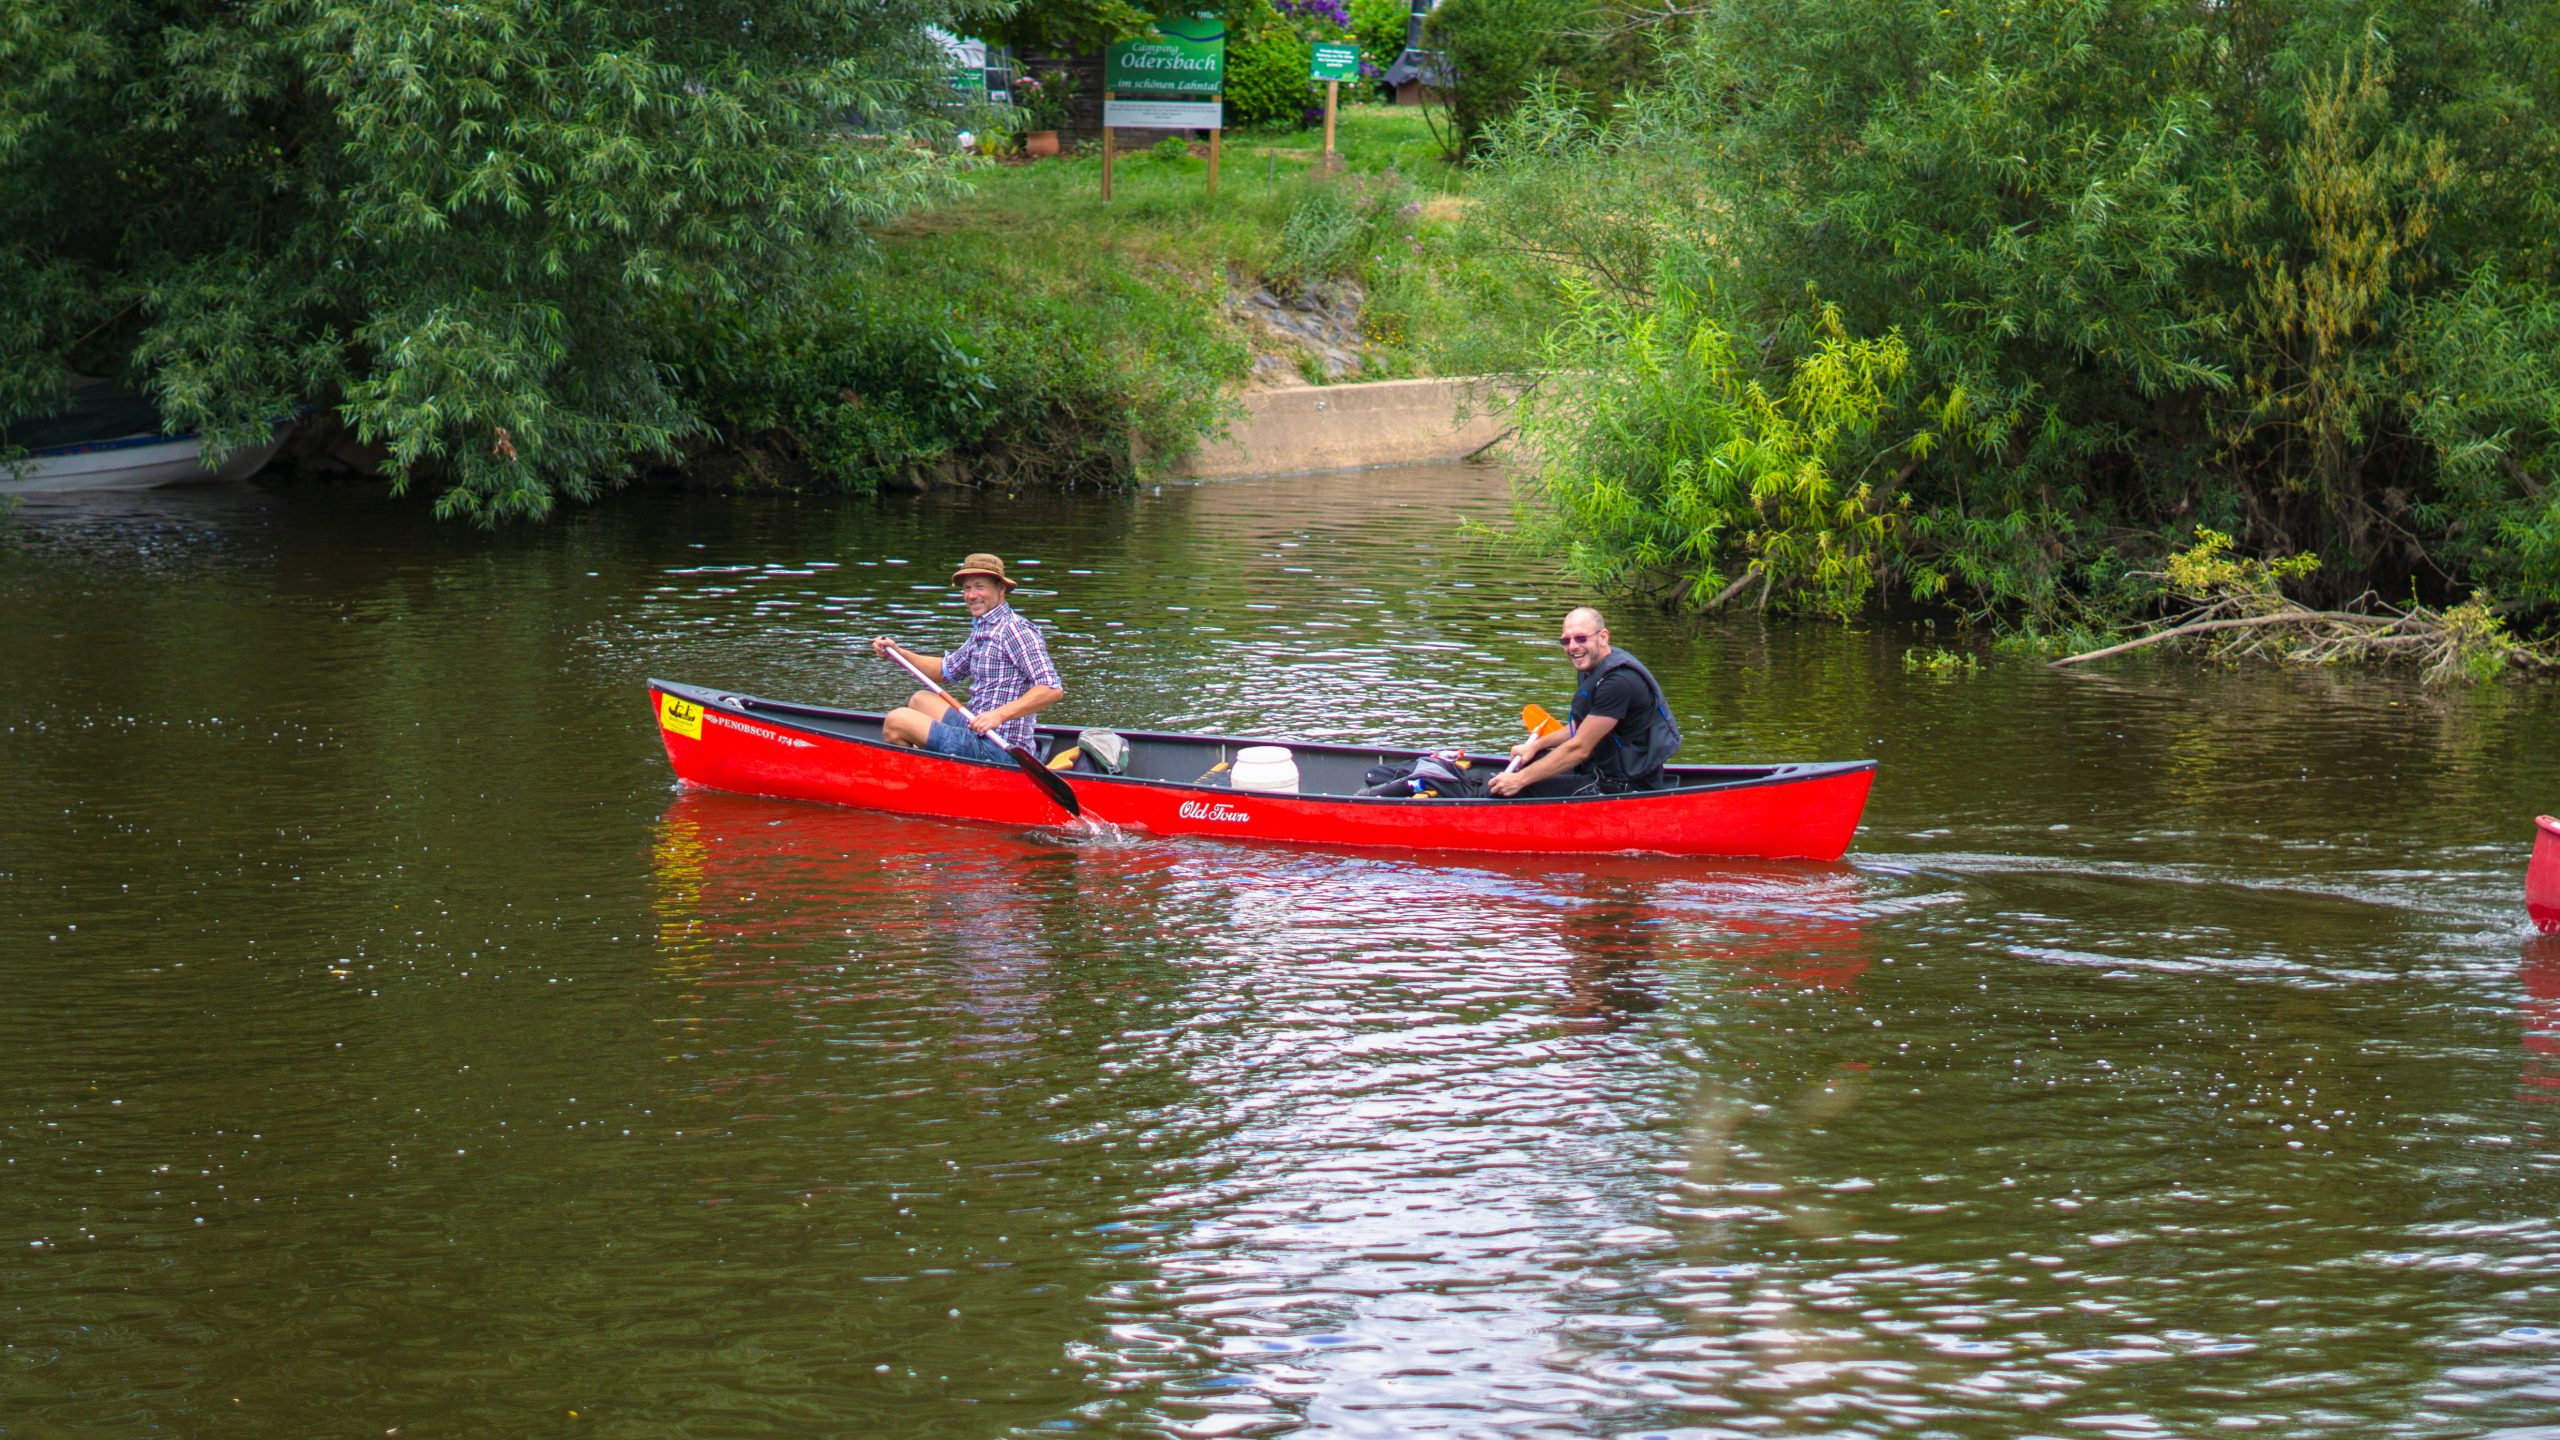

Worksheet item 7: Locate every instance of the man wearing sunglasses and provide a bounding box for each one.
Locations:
[1486,607,1682,798]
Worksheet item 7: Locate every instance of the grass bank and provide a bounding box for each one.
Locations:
[684,108,1554,493]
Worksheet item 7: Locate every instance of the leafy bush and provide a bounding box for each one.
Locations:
[1513,288,1910,620]
[2160,529,2322,607]
[1350,0,1408,84]
[1226,12,1319,129]
[682,245,1247,492]
[2401,273,2560,601]
[977,0,1158,55]
[1424,0,1600,156]
[1467,0,2560,628]
[0,0,983,522]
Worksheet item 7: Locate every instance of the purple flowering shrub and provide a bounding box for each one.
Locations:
[1274,0,1352,34]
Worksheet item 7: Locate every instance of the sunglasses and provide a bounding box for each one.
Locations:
[1558,632,1598,647]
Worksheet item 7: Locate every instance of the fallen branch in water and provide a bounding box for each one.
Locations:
[2051,607,2389,667]
[2052,594,2559,682]
[1706,564,1759,611]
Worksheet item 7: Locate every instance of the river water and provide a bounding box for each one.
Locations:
[4,465,2557,1439]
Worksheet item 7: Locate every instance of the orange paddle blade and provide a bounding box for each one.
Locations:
[1522,703,1563,737]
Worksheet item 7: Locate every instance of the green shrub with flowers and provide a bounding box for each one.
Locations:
[1010,70,1077,134]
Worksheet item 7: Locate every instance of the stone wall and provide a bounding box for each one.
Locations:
[1173,376,1517,480]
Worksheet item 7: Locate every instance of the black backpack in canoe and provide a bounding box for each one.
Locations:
[1358,752,1492,798]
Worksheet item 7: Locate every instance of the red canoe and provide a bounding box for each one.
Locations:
[648,680,1875,861]
[2534,815,2560,934]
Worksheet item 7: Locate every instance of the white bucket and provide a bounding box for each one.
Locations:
[1228,745,1300,795]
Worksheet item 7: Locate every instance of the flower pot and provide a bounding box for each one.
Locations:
[1025,130,1060,158]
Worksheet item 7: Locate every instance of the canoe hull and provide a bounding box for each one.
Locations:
[1,427,289,494]
[649,681,1874,861]
[2534,815,2560,935]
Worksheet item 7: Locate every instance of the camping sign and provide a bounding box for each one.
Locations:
[1105,15,1227,97]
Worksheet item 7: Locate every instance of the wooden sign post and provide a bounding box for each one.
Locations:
[1308,43,1360,175]
[1101,89,1114,201]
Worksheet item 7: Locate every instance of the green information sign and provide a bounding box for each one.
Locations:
[1106,15,1227,97]
[1309,43,1360,83]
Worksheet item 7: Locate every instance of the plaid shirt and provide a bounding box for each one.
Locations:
[942,603,1062,749]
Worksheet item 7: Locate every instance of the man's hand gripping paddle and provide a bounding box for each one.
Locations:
[1502,704,1566,775]
[879,645,1081,818]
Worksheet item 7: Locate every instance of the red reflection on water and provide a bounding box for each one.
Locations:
[653,790,1175,954]
[2521,936,2560,1107]
[1402,853,1873,1030]
[649,792,1147,1037]
[649,792,1190,1116]
[653,792,1873,1040]
[1716,913,1872,993]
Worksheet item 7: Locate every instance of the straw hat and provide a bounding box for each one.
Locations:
[950,552,1016,590]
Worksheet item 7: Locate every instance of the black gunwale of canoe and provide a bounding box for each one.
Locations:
[649,679,1875,807]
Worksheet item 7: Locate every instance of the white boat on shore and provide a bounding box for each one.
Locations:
[2,382,293,495]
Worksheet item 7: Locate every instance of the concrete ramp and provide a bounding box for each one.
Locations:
[1175,377,1513,480]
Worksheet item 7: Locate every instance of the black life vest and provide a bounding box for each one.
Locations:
[1571,648,1684,788]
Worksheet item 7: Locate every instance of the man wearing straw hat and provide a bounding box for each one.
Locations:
[871,553,1065,763]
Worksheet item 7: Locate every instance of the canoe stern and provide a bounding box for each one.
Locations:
[2534,815,2560,935]
[652,682,1081,827]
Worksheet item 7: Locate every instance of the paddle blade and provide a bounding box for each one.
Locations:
[1522,703,1563,738]
[1008,744,1082,817]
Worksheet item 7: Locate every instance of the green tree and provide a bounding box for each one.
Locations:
[977,0,1156,55]
[1515,286,1910,619]
[980,1,1275,55]
[1226,2,1321,129]
[1467,0,2560,621]
[0,0,999,521]
[1351,0,1408,82]
[1420,0,1663,158]
[1423,0,1600,157]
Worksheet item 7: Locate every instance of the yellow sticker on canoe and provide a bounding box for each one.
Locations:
[659,694,704,740]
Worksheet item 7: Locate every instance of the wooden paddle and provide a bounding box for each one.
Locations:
[880,646,1080,818]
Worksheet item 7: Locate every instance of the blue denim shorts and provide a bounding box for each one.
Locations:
[923,711,1011,764]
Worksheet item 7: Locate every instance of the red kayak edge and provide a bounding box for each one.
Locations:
[2533,815,2560,935]
[648,680,1875,861]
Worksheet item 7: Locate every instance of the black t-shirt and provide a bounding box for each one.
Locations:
[1571,664,1660,787]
